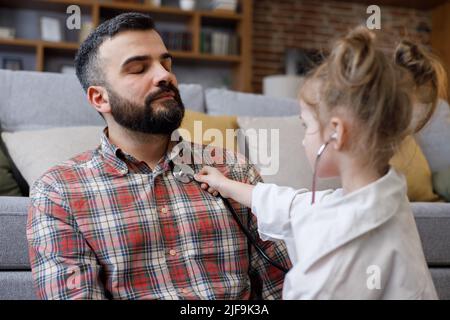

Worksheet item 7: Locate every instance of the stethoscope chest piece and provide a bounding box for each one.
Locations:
[173,163,195,183]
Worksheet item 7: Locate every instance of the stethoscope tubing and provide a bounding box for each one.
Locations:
[220,195,290,274]
[171,162,289,274]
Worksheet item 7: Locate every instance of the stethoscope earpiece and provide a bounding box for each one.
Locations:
[330,132,338,140]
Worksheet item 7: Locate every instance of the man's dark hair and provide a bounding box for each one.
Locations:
[74,12,155,92]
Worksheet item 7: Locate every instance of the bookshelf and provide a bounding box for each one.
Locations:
[0,0,253,92]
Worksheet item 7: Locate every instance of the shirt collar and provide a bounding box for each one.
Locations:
[99,127,189,176]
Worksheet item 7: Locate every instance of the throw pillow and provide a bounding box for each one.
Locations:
[390,136,440,202]
[432,166,450,202]
[205,88,300,117]
[1,126,104,187]
[0,143,22,196]
[415,99,450,172]
[180,110,239,152]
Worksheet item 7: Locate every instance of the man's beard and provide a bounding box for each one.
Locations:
[107,82,185,135]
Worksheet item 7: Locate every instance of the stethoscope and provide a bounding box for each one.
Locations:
[172,162,289,274]
[310,132,338,205]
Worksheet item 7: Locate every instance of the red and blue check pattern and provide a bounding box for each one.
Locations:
[26,127,290,300]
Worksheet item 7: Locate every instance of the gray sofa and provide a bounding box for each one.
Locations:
[0,69,449,300]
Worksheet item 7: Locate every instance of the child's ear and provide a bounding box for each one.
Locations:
[329,117,347,151]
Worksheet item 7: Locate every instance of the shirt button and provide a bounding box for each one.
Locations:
[161,207,168,214]
[169,249,177,256]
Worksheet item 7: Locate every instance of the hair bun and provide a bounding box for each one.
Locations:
[395,40,434,86]
[394,39,448,132]
[328,26,378,88]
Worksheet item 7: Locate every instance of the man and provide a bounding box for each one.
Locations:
[26,12,290,300]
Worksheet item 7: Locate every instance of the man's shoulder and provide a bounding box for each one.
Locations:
[30,147,101,194]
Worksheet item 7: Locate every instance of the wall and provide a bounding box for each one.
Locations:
[252,0,433,93]
[431,1,450,99]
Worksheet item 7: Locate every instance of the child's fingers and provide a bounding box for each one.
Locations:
[198,166,213,175]
[213,191,219,197]
[207,187,215,194]
[194,173,204,182]
[201,183,209,190]
[194,166,212,183]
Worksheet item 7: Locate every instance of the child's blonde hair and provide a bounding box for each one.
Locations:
[395,39,448,132]
[299,26,446,174]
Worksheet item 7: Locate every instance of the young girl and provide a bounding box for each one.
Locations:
[194,27,446,299]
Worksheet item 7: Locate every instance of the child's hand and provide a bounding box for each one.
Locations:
[194,166,229,198]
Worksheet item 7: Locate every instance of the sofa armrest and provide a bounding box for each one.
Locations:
[412,202,450,267]
[0,196,30,270]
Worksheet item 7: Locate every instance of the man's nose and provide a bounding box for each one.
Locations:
[152,62,173,86]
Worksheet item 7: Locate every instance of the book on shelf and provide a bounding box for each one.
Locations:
[201,31,239,56]
[159,31,192,51]
[211,0,238,12]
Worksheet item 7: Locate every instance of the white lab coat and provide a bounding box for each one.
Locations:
[252,167,438,300]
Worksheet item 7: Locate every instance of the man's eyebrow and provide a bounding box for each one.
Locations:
[121,53,173,69]
[121,55,150,68]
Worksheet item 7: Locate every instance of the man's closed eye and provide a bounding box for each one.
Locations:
[128,64,147,74]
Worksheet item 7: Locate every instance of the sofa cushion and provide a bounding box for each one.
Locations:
[0,269,448,300]
[178,84,206,114]
[412,202,450,267]
[1,196,448,272]
[1,126,104,187]
[433,167,450,202]
[237,116,341,191]
[430,268,450,300]
[0,196,30,270]
[0,272,37,300]
[205,88,300,117]
[0,70,205,132]
[415,99,450,173]
[390,136,439,202]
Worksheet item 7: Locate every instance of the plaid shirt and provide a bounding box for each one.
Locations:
[27,127,290,300]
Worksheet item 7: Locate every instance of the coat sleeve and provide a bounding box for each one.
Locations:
[239,165,292,300]
[251,183,309,242]
[26,177,108,300]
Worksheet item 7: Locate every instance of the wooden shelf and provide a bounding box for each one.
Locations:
[0,38,241,62]
[99,2,242,22]
[0,38,37,48]
[198,10,242,20]
[0,0,93,10]
[171,50,241,63]
[0,0,253,91]
[42,41,79,51]
[99,1,193,17]
[0,38,79,51]
[0,0,243,20]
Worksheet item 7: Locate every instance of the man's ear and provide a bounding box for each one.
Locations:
[87,86,111,115]
[329,117,347,151]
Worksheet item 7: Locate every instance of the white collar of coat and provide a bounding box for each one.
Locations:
[293,166,407,273]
